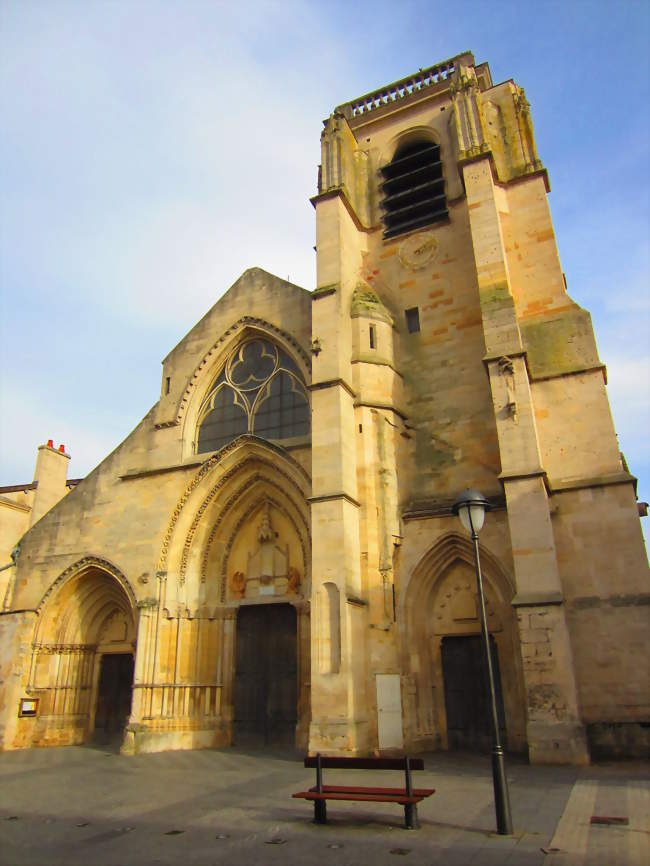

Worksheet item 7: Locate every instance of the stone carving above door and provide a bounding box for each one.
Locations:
[228,503,302,601]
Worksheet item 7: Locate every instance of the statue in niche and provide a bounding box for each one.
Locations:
[231,570,246,599]
[498,355,517,421]
[287,566,301,593]
[247,504,288,585]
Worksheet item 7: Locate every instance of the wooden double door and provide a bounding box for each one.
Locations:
[441,635,507,752]
[233,604,297,746]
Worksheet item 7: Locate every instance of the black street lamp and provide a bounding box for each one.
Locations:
[452,489,513,836]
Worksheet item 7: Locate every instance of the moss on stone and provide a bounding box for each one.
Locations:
[521,306,601,379]
[350,281,393,324]
[313,283,339,298]
[479,281,514,308]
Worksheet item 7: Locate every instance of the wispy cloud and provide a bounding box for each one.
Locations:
[1,0,648,525]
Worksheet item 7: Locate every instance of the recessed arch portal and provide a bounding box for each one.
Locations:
[401,532,526,754]
[29,560,137,748]
[149,436,312,751]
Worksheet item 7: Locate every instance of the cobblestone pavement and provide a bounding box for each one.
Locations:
[0,746,647,865]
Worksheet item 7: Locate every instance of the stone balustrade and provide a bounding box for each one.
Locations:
[138,683,222,720]
[339,56,460,118]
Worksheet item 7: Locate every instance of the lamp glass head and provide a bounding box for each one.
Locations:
[459,502,486,533]
[453,489,490,534]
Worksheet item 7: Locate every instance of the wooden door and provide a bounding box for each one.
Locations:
[93,653,134,743]
[441,635,506,752]
[234,604,297,746]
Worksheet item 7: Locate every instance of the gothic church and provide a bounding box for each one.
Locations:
[1,52,647,763]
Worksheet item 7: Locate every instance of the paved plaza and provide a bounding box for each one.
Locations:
[0,745,647,865]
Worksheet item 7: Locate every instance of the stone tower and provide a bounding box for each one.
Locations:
[309,52,648,763]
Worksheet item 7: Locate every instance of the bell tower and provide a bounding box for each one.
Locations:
[309,53,647,762]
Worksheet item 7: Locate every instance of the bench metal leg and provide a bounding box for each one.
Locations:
[404,803,419,830]
[314,800,327,824]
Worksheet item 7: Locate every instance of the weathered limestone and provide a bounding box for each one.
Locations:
[0,53,647,763]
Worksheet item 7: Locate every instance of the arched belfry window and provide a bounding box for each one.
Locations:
[380,139,447,239]
[196,339,310,453]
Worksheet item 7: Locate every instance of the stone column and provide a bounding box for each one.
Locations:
[219,608,237,739]
[128,598,157,723]
[294,600,311,751]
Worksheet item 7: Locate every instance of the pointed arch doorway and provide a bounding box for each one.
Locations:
[402,533,527,755]
[233,603,297,747]
[31,561,137,748]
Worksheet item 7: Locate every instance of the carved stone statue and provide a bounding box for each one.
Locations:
[231,570,246,599]
[287,566,301,593]
[247,504,288,583]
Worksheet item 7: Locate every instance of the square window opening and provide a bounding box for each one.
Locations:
[405,307,420,334]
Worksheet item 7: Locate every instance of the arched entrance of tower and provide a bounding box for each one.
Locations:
[28,560,137,748]
[402,533,527,754]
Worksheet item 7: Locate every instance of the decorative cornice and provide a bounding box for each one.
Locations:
[0,496,31,513]
[309,187,377,234]
[350,358,404,379]
[32,642,97,655]
[528,363,607,384]
[120,458,202,481]
[511,591,563,608]
[346,595,368,607]
[402,494,506,521]
[136,598,159,609]
[312,284,338,300]
[353,400,407,419]
[547,471,636,495]
[498,469,546,483]
[309,378,357,399]
[308,492,361,508]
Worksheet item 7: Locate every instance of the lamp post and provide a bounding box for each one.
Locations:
[452,489,513,836]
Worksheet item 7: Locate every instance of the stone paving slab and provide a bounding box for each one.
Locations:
[0,746,647,866]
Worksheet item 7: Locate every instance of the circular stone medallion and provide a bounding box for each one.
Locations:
[398,231,439,270]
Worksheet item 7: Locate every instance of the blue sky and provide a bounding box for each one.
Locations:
[1,1,648,540]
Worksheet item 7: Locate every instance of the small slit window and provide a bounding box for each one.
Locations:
[405,307,420,333]
[380,140,447,239]
[369,324,376,349]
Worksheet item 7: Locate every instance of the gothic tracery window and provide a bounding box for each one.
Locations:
[196,339,310,453]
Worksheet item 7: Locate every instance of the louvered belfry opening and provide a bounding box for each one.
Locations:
[380,140,447,239]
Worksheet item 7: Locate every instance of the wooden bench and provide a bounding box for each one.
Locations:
[292,754,435,829]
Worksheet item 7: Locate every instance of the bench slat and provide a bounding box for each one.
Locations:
[293,791,423,805]
[310,785,435,797]
[304,756,425,771]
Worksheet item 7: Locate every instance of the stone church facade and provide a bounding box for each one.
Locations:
[1,52,647,763]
